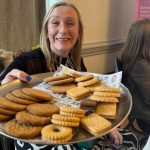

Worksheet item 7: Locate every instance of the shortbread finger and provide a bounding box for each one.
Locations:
[90,95,119,102]
[94,86,120,93]
[75,74,94,82]
[93,91,120,97]
[43,75,68,82]
[77,78,99,87]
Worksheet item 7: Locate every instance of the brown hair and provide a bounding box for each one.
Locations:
[40,1,83,71]
[121,19,150,76]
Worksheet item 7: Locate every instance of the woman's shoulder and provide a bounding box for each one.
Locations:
[132,59,150,74]
[20,48,44,59]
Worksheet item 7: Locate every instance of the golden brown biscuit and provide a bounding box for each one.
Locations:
[77,78,99,87]
[86,82,102,92]
[4,119,42,139]
[27,103,60,117]
[60,106,85,118]
[60,111,85,118]
[52,114,80,127]
[22,88,53,101]
[0,107,16,115]
[93,91,120,97]
[49,77,74,86]
[5,93,36,105]
[75,74,94,82]
[51,83,76,94]
[94,86,120,93]
[96,102,117,119]
[42,124,72,143]
[60,106,86,114]
[66,86,90,99]
[90,95,119,103]
[0,97,27,112]
[63,69,81,77]
[0,114,13,121]
[12,89,39,102]
[51,119,79,127]
[81,113,112,136]
[52,114,80,122]
[43,75,68,82]
[16,111,51,126]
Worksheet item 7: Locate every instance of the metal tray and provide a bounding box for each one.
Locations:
[0,72,132,145]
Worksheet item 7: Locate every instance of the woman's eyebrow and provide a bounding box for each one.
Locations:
[50,15,60,19]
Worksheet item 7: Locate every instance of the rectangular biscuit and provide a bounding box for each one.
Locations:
[81,113,112,136]
[96,102,117,119]
[67,87,90,99]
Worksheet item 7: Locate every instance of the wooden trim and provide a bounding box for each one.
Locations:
[82,41,124,57]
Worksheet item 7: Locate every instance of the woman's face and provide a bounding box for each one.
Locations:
[47,6,79,57]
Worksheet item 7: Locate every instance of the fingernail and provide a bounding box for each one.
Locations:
[26,75,31,81]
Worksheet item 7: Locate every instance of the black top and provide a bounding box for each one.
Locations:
[0,48,87,81]
[0,48,87,150]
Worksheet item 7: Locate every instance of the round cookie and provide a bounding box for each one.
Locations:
[63,69,80,77]
[0,114,13,121]
[52,114,80,127]
[49,77,74,86]
[60,106,85,114]
[0,107,16,115]
[43,75,68,83]
[0,97,27,112]
[51,83,76,94]
[16,111,51,126]
[52,114,80,122]
[22,88,53,101]
[77,78,99,87]
[12,89,39,102]
[27,103,60,117]
[4,119,42,139]
[41,124,72,143]
[5,93,36,105]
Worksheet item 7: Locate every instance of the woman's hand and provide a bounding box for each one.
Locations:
[109,128,123,144]
[1,69,31,85]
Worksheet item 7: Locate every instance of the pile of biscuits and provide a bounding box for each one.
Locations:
[43,69,121,120]
[0,69,121,144]
[0,88,60,139]
[44,70,101,99]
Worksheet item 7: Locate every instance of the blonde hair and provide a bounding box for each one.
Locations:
[121,19,150,75]
[40,1,83,71]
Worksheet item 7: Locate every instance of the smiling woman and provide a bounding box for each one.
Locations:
[47,5,80,57]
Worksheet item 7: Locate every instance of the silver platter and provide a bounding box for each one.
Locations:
[0,72,132,145]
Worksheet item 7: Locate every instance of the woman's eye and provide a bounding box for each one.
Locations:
[67,22,74,27]
[52,21,59,25]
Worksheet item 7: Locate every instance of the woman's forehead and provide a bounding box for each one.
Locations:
[50,5,78,20]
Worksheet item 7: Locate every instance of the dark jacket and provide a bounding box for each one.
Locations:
[0,48,87,81]
[123,59,150,121]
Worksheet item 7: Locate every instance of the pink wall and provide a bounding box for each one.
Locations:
[134,0,150,19]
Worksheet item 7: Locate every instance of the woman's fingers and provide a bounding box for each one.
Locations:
[109,128,123,144]
[1,69,31,85]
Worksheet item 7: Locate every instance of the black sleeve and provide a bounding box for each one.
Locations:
[81,57,87,72]
[0,56,27,81]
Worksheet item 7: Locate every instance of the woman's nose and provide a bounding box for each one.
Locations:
[59,23,67,34]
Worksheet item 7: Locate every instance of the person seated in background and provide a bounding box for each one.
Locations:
[0,1,139,150]
[121,19,150,148]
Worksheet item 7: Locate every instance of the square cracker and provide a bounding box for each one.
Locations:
[67,87,90,99]
[81,113,112,136]
[96,102,116,119]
